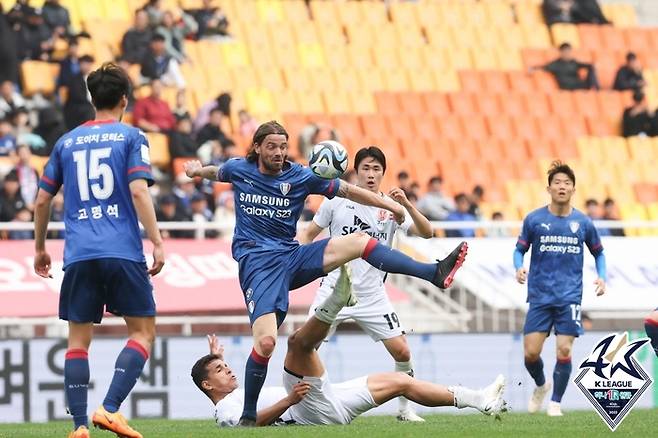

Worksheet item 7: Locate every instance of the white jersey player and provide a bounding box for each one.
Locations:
[192,271,508,427]
[301,147,434,422]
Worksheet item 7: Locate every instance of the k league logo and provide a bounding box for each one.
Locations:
[574,332,653,431]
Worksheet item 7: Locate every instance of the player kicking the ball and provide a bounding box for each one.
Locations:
[514,161,607,417]
[34,63,165,438]
[184,121,467,426]
[301,146,433,422]
[191,266,507,427]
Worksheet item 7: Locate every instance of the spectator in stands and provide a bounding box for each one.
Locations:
[622,91,652,138]
[156,194,193,239]
[63,54,95,130]
[445,193,476,238]
[132,79,176,133]
[542,0,609,25]
[533,43,599,90]
[156,9,197,63]
[56,38,80,91]
[0,4,20,83]
[41,0,72,38]
[0,117,16,157]
[173,89,190,121]
[115,56,137,110]
[397,171,412,196]
[298,122,341,160]
[173,172,197,215]
[188,0,230,40]
[12,143,39,210]
[122,9,152,64]
[614,52,645,92]
[418,176,455,221]
[603,198,625,237]
[0,170,26,222]
[10,107,45,151]
[407,192,419,207]
[196,107,229,146]
[238,109,258,138]
[140,33,185,88]
[213,190,235,234]
[47,192,64,239]
[191,191,218,239]
[487,211,509,237]
[585,198,611,236]
[468,185,484,219]
[168,115,197,158]
[8,207,33,239]
[144,0,165,26]
[194,92,231,133]
[8,0,53,61]
[409,181,420,198]
[33,106,66,156]
[0,80,27,119]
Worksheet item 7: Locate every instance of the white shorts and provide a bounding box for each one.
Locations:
[283,368,377,425]
[308,287,405,342]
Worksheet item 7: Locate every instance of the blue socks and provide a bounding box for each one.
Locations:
[524,357,546,387]
[362,238,436,282]
[65,349,90,429]
[645,319,658,357]
[241,348,270,420]
[103,340,149,413]
[551,358,572,402]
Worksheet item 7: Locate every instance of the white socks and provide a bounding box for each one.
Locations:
[449,386,481,409]
[314,292,344,325]
[396,361,414,411]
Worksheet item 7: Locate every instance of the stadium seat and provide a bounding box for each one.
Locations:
[547,92,576,117]
[505,71,535,94]
[486,114,514,141]
[475,93,502,117]
[550,23,580,47]
[146,133,170,169]
[522,93,550,118]
[21,61,58,96]
[602,3,638,27]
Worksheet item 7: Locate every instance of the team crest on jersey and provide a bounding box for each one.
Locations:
[279,182,291,196]
[574,332,653,431]
[63,138,73,148]
[570,221,580,233]
[377,209,389,223]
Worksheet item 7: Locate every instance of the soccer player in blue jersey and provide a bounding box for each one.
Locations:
[514,161,607,417]
[33,63,165,438]
[184,121,468,426]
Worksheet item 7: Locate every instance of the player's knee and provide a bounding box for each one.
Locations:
[557,345,572,360]
[257,335,276,357]
[393,372,414,394]
[391,344,411,363]
[524,351,541,363]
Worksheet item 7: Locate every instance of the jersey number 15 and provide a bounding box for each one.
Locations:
[73,148,114,201]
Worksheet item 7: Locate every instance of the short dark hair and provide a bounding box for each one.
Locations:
[191,354,221,399]
[397,171,409,180]
[492,211,503,219]
[429,176,443,185]
[603,197,615,207]
[633,90,645,103]
[454,192,468,203]
[247,121,288,162]
[79,54,94,64]
[559,42,572,51]
[354,146,386,173]
[626,51,637,62]
[86,62,131,110]
[547,160,575,186]
[151,33,166,42]
[472,184,484,197]
[585,198,599,207]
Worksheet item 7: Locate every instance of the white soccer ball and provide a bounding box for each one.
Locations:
[308,140,349,179]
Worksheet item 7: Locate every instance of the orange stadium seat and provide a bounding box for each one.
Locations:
[21,61,58,96]
[386,115,415,142]
[465,115,489,141]
[436,115,465,141]
[482,71,510,94]
[572,91,600,118]
[536,114,565,142]
[500,92,527,117]
[526,140,557,160]
[486,114,514,141]
[146,133,170,169]
[411,115,440,142]
[459,71,484,93]
[475,93,502,117]
[447,92,476,116]
[532,71,559,92]
[550,23,580,47]
[505,71,535,94]
[547,91,576,117]
[513,116,539,142]
[522,93,550,118]
[397,92,427,117]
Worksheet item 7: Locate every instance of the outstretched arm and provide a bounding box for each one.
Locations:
[255,382,310,426]
[388,187,432,238]
[185,160,220,181]
[337,182,405,224]
[299,221,325,244]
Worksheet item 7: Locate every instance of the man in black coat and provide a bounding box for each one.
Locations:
[63,54,95,129]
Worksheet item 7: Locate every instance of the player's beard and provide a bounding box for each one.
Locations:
[262,155,285,173]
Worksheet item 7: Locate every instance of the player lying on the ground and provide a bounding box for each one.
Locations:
[191,266,507,427]
[184,121,468,425]
[645,310,658,357]
[514,161,606,417]
[300,146,433,422]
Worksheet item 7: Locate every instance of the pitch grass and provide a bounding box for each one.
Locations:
[1,410,656,438]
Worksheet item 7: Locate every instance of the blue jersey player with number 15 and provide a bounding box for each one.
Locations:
[184,121,468,426]
[33,63,165,438]
[514,161,607,418]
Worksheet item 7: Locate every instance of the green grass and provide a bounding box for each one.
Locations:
[2,410,657,438]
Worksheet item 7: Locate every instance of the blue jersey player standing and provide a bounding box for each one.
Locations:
[33,63,165,438]
[514,161,607,417]
[184,121,468,426]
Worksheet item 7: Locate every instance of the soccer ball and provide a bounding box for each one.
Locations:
[308,140,349,179]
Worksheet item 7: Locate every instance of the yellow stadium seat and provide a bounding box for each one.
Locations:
[437,1,471,27]
[409,70,438,92]
[273,90,301,114]
[316,22,346,47]
[495,47,524,69]
[245,88,276,115]
[484,0,515,26]
[256,0,285,23]
[496,25,525,49]
[296,90,325,114]
[322,90,353,114]
[471,48,498,70]
[229,67,259,92]
[101,0,130,22]
[600,136,629,162]
[267,25,296,48]
[282,68,313,92]
[298,43,326,68]
[415,3,443,28]
[355,68,386,92]
[334,68,363,92]
[324,45,350,70]
[255,68,285,91]
[620,203,648,236]
[345,24,377,47]
[146,132,170,169]
[389,1,420,26]
[420,46,450,70]
[444,48,473,70]
[221,42,251,67]
[393,22,425,47]
[602,3,637,27]
[397,46,425,70]
[75,0,104,21]
[424,27,457,48]
[515,1,544,26]
[348,90,376,113]
[550,23,580,47]
[281,0,310,22]
[647,203,658,220]
[248,45,276,69]
[291,22,319,44]
[346,46,374,69]
[382,69,410,91]
[372,48,400,70]
[307,68,338,92]
[626,136,655,161]
[21,61,58,96]
[310,1,338,24]
[243,25,273,49]
[30,156,49,175]
[336,1,365,26]
[520,23,552,48]
[433,70,461,92]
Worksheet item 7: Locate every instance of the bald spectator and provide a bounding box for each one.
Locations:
[132,79,176,133]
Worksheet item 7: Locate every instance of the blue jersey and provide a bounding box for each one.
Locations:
[218,158,340,260]
[39,120,154,268]
[516,206,603,305]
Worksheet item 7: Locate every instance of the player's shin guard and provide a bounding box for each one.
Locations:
[362,238,435,282]
[241,349,269,420]
[396,361,414,412]
[524,357,546,387]
[103,340,149,413]
[551,358,572,402]
[644,319,658,357]
[65,349,90,429]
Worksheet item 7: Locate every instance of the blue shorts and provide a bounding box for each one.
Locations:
[238,239,330,325]
[60,258,155,323]
[524,302,584,337]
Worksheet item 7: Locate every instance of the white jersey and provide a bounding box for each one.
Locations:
[313,195,412,297]
[214,387,292,427]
